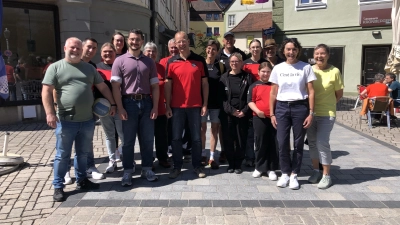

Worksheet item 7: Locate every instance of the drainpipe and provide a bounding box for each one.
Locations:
[150,0,156,41]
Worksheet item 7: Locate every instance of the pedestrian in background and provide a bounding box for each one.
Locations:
[269,38,316,190]
[307,44,343,189]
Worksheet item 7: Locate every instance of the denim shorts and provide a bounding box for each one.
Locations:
[201,109,220,123]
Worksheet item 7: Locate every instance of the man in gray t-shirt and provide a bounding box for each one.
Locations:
[42,37,116,202]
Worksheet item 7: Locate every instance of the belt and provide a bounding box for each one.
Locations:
[278,99,308,105]
[122,94,150,100]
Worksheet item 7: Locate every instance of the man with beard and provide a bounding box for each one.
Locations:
[111,29,160,187]
[42,37,116,202]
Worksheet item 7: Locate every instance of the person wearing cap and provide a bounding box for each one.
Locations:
[217,32,247,71]
[263,39,284,67]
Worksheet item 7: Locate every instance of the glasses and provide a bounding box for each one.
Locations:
[250,46,261,49]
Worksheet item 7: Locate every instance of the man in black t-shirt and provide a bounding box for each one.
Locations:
[217,32,247,71]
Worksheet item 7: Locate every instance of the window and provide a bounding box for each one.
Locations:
[299,47,345,76]
[213,14,220,20]
[206,27,213,37]
[214,27,220,36]
[228,15,236,27]
[206,14,212,21]
[296,0,327,11]
[2,3,59,105]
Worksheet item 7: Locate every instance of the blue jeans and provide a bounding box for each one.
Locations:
[275,101,309,175]
[100,113,124,161]
[52,119,95,188]
[122,97,154,172]
[171,107,202,169]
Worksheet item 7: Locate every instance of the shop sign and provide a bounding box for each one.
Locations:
[360,8,391,27]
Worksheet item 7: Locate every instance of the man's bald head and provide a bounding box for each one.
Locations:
[64,37,83,63]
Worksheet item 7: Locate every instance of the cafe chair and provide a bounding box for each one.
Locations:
[354,85,366,109]
[367,96,391,130]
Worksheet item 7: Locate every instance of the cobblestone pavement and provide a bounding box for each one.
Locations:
[0,99,400,224]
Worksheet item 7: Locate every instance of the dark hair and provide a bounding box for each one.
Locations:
[248,39,261,48]
[386,72,396,81]
[111,32,128,54]
[314,44,330,55]
[279,38,302,60]
[129,29,144,40]
[83,38,98,45]
[206,39,220,51]
[258,62,273,71]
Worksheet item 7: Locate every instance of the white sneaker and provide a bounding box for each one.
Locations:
[252,169,262,178]
[116,146,122,162]
[289,174,299,190]
[105,160,117,173]
[87,166,105,179]
[268,171,278,181]
[64,171,72,185]
[277,174,290,188]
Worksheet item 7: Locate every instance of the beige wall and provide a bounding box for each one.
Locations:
[234,32,263,54]
[284,0,359,31]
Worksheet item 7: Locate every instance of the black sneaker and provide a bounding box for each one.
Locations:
[53,188,65,202]
[76,178,100,190]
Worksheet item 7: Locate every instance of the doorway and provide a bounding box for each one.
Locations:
[362,45,391,85]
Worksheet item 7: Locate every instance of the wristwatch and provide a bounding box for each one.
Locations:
[309,111,316,116]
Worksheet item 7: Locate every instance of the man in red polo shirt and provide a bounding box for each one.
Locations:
[165,31,209,179]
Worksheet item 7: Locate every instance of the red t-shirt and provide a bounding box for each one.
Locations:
[166,52,208,108]
[366,82,388,98]
[159,56,172,69]
[242,58,267,81]
[5,65,14,83]
[247,80,272,117]
[156,63,166,115]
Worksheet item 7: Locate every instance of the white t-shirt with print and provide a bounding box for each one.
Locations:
[269,61,317,101]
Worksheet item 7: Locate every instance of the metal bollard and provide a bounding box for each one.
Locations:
[2,132,10,157]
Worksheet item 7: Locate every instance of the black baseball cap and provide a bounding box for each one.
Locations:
[223,32,235,38]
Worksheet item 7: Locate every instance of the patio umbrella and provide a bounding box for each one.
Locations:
[385,0,400,77]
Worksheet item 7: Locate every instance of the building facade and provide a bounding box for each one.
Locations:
[273,0,393,95]
[1,0,189,125]
[189,0,226,56]
[224,0,272,52]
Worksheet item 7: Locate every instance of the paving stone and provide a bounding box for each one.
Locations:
[181,192,203,200]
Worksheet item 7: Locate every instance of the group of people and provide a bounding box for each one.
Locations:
[42,29,344,202]
[359,72,400,122]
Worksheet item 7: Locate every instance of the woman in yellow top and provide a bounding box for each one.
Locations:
[307,44,344,189]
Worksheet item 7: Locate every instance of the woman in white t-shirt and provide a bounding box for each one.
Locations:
[269,38,317,190]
